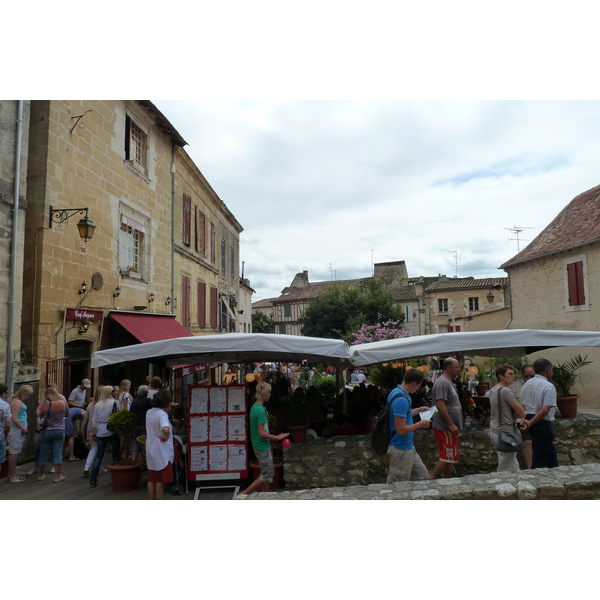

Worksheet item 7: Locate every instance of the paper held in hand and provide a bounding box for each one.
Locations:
[418,407,438,421]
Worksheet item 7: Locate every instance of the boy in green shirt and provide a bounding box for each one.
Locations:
[239,382,289,495]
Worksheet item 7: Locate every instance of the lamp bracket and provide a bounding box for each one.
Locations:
[49,206,89,228]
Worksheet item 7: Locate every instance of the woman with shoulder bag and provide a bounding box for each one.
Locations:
[36,388,69,482]
[488,364,528,472]
[89,385,120,488]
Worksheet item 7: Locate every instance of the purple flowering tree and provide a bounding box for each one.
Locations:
[350,320,408,345]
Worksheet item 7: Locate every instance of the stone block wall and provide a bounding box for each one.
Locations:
[282,413,600,490]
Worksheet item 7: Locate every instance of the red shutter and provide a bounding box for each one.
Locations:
[181,275,190,326]
[210,287,218,329]
[567,261,585,306]
[204,216,209,258]
[194,206,200,253]
[198,282,206,328]
[182,194,191,245]
[210,222,216,263]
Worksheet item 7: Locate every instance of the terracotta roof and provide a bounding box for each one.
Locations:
[274,278,372,303]
[251,298,276,309]
[425,277,507,291]
[501,183,600,269]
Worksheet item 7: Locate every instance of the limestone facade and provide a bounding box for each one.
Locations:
[17,100,245,397]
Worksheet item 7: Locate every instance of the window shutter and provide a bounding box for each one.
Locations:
[194,206,200,253]
[182,194,191,245]
[210,287,218,329]
[181,275,190,326]
[567,261,585,306]
[198,282,206,328]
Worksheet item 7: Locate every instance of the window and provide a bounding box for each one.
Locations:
[210,223,216,263]
[230,247,235,280]
[195,207,206,254]
[468,297,479,312]
[448,325,461,332]
[198,282,206,327]
[182,194,191,246]
[181,275,191,327]
[564,255,589,311]
[438,298,449,314]
[209,287,218,329]
[404,305,414,322]
[284,304,291,318]
[221,238,226,275]
[125,115,147,172]
[119,218,145,275]
[278,323,287,334]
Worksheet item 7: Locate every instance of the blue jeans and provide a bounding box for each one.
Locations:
[38,429,65,466]
[90,435,120,485]
[0,437,6,464]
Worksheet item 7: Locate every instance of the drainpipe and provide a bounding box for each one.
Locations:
[7,101,24,392]
[504,273,513,329]
[170,144,176,316]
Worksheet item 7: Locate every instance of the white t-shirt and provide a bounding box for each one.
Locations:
[145,407,174,471]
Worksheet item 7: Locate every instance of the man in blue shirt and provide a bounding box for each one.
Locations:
[387,368,432,483]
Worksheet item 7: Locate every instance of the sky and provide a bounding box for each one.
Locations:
[154,99,600,300]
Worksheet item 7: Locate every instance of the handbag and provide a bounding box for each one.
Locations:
[494,388,523,453]
[36,399,52,433]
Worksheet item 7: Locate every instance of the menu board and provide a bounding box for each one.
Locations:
[188,384,248,481]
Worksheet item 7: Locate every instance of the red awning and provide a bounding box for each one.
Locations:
[109,312,194,343]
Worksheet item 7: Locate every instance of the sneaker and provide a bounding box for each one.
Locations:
[83,470,89,477]
[7,476,25,483]
[26,468,37,476]
[50,467,55,474]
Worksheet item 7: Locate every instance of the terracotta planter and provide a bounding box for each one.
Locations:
[475,384,489,396]
[287,424,310,443]
[249,458,283,492]
[557,395,579,418]
[107,460,143,493]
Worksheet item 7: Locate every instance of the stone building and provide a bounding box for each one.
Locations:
[0,101,29,390]
[423,277,509,334]
[501,183,600,407]
[11,100,246,399]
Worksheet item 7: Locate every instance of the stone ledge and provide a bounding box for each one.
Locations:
[237,463,600,500]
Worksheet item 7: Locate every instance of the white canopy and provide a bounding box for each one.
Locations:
[350,329,600,367]
[91,332,354,369]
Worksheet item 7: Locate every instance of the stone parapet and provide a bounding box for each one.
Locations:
[280,413,600,490]
[239,463,600,500]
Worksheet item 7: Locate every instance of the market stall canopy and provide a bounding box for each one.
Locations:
[350,329,600,367]
[91,332,354,369]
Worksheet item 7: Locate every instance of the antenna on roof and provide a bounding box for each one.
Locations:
[450,250,459,277]
[504,224,532,252]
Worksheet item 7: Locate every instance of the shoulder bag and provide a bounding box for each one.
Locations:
[494,387,523,453]
[36,399,52,433]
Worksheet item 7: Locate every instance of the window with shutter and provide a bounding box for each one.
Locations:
[181,275,191,326]
[182,194,191,245]
[564,255,589,312]
[198,282,206,328]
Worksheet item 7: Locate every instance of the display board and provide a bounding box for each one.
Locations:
[187,384,248,481]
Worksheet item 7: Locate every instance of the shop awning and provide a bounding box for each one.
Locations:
[108,312,194,344]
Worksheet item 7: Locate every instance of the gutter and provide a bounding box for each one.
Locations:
[7,100,24,392]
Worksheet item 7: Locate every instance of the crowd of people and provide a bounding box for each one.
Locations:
[1,375,178,500]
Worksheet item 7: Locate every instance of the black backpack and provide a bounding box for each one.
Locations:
[370,388,403,455]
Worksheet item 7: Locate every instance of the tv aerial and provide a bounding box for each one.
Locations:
[505,225,532,252]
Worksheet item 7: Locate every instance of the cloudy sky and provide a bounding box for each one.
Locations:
[155,100,600,300]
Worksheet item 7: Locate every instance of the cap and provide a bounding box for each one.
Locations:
[82,379,91,388]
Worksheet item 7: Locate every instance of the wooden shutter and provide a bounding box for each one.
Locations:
[182,194,191,245]
[194,206,200,253]
[567,261,585,306]
[198,281,206,328]
[210,287,218,329]
[181,275,191,326]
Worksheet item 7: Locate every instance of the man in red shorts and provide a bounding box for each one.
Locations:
[429,357,463,480]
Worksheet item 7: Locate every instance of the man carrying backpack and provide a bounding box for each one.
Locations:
[387,368,432,483]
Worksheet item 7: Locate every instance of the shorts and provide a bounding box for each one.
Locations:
[8,427,26,454]
[148,461,174,484]
[434,429,460,463]
[254,447,274,482]
[387,446,429,483]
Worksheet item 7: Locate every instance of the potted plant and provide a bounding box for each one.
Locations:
[551,355,592,418]
[282,389,313,443]
[106,410,143,492]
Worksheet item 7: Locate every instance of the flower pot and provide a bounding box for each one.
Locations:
[107,460,144,492]
[287,424,310,443]
[249,458,283,492]
[557,395,579,418]
[475,384,489,396]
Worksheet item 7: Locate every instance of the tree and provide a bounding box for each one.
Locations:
[251,310,275,333]
[299,280,405,340]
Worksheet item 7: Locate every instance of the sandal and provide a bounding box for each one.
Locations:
[54,475,67,483]
[37,475,46,481]
[68,457,80,462]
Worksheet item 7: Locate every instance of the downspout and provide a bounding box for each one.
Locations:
[6,100,24,392]
[170,143,176,315]
[504,272,513,329]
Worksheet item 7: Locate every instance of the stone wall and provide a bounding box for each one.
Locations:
[282,413,600,490]
[241,464,600,500]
